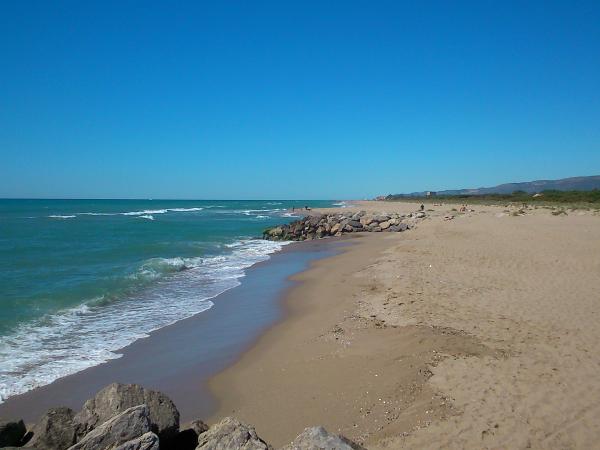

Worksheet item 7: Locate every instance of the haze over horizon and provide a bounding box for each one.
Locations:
[1,1,599,199]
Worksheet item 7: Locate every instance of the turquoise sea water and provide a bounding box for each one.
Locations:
[0,199,340,402]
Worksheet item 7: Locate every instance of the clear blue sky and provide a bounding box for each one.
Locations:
[1,1,599,199]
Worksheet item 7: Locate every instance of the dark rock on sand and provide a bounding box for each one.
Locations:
[74,383,179,445]
[281,426,365,450]
[196,417,271,450]
[0,418,27,447]
[68,405,151,450]
[25,407,77,450]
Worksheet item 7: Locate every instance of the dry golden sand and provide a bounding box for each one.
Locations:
[209,201,600,449]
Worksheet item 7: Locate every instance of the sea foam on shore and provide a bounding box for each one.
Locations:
[0,239,287,404]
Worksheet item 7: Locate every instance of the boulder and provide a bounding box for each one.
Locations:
[374,215,390,222]
[281,426,365,450]
[172,420,209,450]
[347,220,363,229]
[26,407,77,450]
[371,226,382,232]
[359,215,374,226]
[379,221,391,230]
[196,417,270,450]
[415,211,426,218]
[69,405,151,450]
[74,383,179,444]
[0,419,27,447]
[397,223,409,231]
[330,223,341,234]
[113,432,159,450]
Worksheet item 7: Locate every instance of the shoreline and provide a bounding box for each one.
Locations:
[0,238,345,423]
[207,200,600,448]
[4,200,600,448]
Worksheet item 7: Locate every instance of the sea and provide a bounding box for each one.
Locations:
[0,199,343,403]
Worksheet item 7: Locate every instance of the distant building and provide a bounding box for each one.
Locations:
[426,191,436,197]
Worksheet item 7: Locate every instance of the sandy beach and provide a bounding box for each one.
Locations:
[208,200,600,449]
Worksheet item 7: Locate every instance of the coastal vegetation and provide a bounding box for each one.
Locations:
[385,189,600,206]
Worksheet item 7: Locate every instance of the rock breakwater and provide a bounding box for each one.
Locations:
[0,383,364,449]
[263,210,426,241]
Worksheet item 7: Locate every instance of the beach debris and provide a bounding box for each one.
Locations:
[68,405,152,450]
[74,383,180,446]
[443,214,454,221]
[0,418,27,447]
[25,407,78,450]
[263,210,424,241]
[281,426,365,450]
[196,417,270,450]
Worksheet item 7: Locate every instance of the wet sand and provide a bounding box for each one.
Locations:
[0,239,343,423]
[209,200,600,449]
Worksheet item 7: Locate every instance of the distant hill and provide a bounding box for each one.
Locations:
[394,175,600,197]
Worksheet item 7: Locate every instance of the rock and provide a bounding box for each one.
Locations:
[397,223,409,231]
[69,405,151,450]
[371,226,382,232]
[74,383,179,445]
[269,227,284,237]
[374,215,390,222]
[113,432,159,450]
[343,224,353,232]
[0,419,27,447]
[415,211,426,218]
[281,426,365,450]
[359,215,374,226]
[196,417,270,450]
[26,407,77,450]
[379,221,391,230]
[330,223,341,234]
[388,218,399,225]
[172,420,209,450]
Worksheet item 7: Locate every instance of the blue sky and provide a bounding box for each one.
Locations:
[1,1,599,199]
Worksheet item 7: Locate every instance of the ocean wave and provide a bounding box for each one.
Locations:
[137,214,154,220]
[76,208,205,217]
[48,215,76,219]
[0,239,288,404]
[167,207,204,212]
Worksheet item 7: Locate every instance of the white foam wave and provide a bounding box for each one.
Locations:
[0,239,288,404]
[77,207,204,217]
[48,215,76,219]
[137,215,154,220]
[121,209,168,216]
[167,207,204,212]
